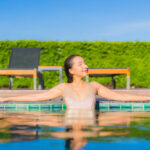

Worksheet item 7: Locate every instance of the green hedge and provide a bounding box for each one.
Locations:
[0,40,150,89]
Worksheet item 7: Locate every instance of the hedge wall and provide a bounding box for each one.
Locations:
[0,40,150,89]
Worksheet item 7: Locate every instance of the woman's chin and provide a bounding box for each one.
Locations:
[82,73,88,77]
[76,72,88,78]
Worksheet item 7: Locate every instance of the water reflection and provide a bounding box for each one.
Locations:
[0,110,150,149]
[57,109,98,150]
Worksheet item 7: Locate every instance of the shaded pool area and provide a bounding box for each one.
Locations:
[0,102,150,149]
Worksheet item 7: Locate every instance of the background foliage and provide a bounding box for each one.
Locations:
[0,40,149,89]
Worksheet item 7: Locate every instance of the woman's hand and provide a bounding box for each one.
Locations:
[0,97,7,102]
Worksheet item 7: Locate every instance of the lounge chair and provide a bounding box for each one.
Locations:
[86,67,130,89]
[0,48,41,90]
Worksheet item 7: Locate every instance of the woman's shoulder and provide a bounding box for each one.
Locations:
[56,83,68,88]
[49,83,69,94]
[89,81,99,86]
[55,83,72,90]
[89,81,103,90]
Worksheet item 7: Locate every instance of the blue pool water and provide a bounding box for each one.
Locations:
[0,109,150,150]
[0,139,150,150]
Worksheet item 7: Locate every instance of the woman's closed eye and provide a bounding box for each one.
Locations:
[79,61,87,65]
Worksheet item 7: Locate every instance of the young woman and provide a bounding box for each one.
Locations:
[0,55,150,109]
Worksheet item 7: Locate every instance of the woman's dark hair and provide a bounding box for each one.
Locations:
[64,55,81,83]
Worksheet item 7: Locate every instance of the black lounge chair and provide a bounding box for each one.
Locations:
[0,48,41,90]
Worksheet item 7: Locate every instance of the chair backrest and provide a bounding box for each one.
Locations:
[8,48,41,69]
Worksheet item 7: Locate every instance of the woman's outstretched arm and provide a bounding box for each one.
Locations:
[0,83,66,102]
[91,81,150,101]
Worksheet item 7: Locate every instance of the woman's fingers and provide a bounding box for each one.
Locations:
[0,97,6,102]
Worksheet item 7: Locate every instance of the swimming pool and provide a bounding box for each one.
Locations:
[0,102,150,150]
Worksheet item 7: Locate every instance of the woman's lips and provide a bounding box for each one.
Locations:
[83,69,88,73]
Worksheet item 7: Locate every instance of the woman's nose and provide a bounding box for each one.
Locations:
[84,64,88,68]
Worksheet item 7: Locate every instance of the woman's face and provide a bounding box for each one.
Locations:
[69,56,88,78]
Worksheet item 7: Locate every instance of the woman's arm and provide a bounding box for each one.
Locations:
[0,83,66,102]
[90,81,150,101]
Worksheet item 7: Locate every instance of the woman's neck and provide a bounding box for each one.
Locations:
[72,76,85,87]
